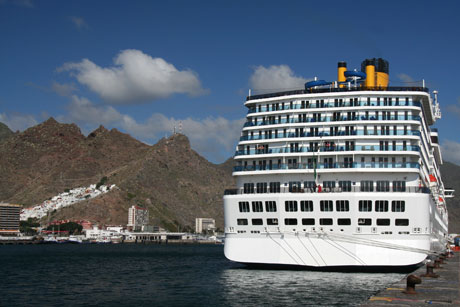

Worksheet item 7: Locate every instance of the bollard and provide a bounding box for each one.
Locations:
[438,256,445,264]
[403,274,422,294]
[434,259,442,268]
[421,263,439,278]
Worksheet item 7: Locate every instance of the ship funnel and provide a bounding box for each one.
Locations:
[364,60,375,88]
[338,61,347,88]
[361,58,389,88]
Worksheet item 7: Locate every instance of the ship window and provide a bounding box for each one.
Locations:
[358,218,372,226]
[320,218,333,225]
[376,181,390,192]
[360,180,374,192]
[285,218,298,225]
[377,219,390,226]
[289,181,302,192]
[323,181,336,191]
[337,218,351,225]
[256,182,267,193]
[243,183,254,194]
[392,181,406,192]
[252,218,263,226]
[320,200,333,212]
[359,200,372,212]
[285,201,298,212]
[252,201,263,212]
[239,202,250,212]
[267,218,278,225]
[300,200,313,212]
[339,181,352,192]
[375,200,389,212]
[302,218,315,225]
[265,201,277,212]
[304,181,316,192]
[392,201,405,212]
[336,200,349,211]
[237,219,248,225]
[395,219,409,226]
[269,182,281,193]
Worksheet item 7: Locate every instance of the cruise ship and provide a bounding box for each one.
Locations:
[223,58,454,271]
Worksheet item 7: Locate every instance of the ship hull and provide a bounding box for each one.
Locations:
[224,192,447,269]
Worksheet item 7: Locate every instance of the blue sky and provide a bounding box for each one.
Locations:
[1,0,460,163]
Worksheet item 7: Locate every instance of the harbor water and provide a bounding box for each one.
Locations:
[0,244,404,306]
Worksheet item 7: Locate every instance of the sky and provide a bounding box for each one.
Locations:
[1,0,460,164]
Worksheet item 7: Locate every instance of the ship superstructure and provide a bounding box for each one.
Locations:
[223,58,453,270]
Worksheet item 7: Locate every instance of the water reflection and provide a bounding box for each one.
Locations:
[219,267,404,306]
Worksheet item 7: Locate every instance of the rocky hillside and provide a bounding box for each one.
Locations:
[440,162,460,233]
[0,122,13,142]
[0,118,234,230]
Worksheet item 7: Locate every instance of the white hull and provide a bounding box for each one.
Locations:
[225,235,429,268]
[224,192,448,268]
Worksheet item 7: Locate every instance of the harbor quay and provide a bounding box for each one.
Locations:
[362,251,460,306]
[0,231,222,245]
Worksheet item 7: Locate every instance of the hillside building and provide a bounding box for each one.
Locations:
[127,205,149,231]
[0,203,21,236]
[195,218,215,234]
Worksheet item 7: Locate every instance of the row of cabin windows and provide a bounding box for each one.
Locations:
[237,218,410,226]
[238,200,405,213]
[243,181,406,193]
[254,97,411,113]
[251,111,415,126]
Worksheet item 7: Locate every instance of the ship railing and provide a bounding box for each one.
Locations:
[246,87,429,101]
[234,145,420,156]
[239,130,421,141]
[247,100,422,113]
[232,162,420,172]
[224,186,430,195]
[242,115,421,128]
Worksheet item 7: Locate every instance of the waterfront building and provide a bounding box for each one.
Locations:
[195,218,216,234]
[127,205,149,231]
[0,203,21,236]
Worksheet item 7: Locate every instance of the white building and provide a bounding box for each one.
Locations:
[127,206,149,231]
[195,218,215,234]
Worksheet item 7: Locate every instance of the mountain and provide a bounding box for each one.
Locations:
[0,118,234,230]
[0,122,13,142]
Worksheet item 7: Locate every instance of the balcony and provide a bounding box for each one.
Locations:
[224,185,430,195]
[233,162,420,172]
[243,115,421,128]
[239,129,421,141]
[247,100,422,114]
[234,145,420,156]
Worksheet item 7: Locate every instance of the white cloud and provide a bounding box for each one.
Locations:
[69,16,89,30]
[441,140,460,165]
[249,65,310,92]
[0,112,38,131]
[58,49,207,104]
[56,96,242,162]
[51,81,77,97]
[58,95,123,126]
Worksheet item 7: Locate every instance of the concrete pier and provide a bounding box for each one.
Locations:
[362,252,460,306]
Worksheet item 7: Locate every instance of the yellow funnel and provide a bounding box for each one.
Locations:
[365,64,375,88]
[338,61,346,88]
